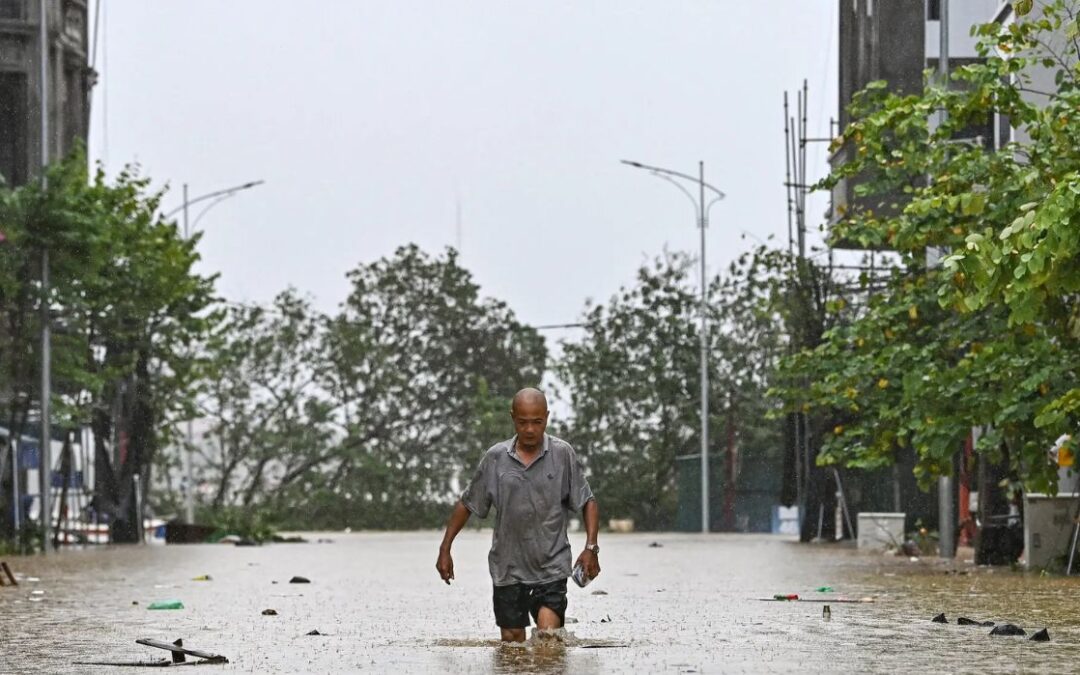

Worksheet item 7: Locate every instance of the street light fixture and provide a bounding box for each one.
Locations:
[165,179,264,525]
[621,159,725,534]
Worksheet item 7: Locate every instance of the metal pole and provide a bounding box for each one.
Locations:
[783,93,794,256]
[38,0,52,553]
[11,443,20,535]
[618,159,723,535]
[699,160,709,534]
[939,0,949,94]
[133,472,143,543]
[182,183,195,525]
[39,0,48,167]
[798,81,808,260]
[39,251,51,551]
[936,0,955,560]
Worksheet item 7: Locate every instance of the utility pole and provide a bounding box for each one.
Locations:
[182,183,194,525]
[936,0,956,560]
[698,160,710,534]
[621,159,725,534]
[165,179,264,525]
[38,0,53,553]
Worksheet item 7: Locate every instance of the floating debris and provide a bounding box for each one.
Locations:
[148,600,184,610]
[600,614,613,623]
[289,576,311,584]
[814,586,834,593]
[306,629,325,636]
[757,596,873,604]
[262,609,278,616]
[823,605,831,621]
[932,613,948,624]
[191,575,212,582]
[957,617,994,627]
[136,638,228,664]
[648,542,663,548]
[591,590,608,596]
[900,540,920,557]
[76,638,228,668]
[989,624,1026,637]
[272,535,308,543]
[1029,628,1050,642]
[0,562,17,587]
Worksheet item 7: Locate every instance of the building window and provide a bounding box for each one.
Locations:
[0,73,27,187]
[927,0,941,21]
[0,0,24,20]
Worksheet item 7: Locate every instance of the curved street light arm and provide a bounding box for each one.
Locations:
[621,159,726,201]
[705,194,724,222]
[650,171,700,221]
[191,192,242,233]
[161,180,266,220]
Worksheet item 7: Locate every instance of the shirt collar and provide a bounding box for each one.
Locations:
[507,434,549,461]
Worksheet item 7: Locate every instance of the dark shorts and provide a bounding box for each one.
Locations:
[492,579,568,629]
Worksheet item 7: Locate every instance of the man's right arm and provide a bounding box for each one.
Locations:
[436,500,472,584]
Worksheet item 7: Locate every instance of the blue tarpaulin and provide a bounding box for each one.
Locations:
[17,442,39,470]
[50,470,83,489]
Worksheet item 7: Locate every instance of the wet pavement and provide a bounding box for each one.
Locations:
[1,531,1078,673]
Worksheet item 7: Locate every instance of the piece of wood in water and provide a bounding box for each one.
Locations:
[0,562,16,586]
[136,639,228,663]
[73,660,172,665]
[755,597,874,604]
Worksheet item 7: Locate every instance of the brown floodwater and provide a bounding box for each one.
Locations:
[0,531,1078,673]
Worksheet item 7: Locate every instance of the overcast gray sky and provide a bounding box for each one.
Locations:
[89,1,837,332]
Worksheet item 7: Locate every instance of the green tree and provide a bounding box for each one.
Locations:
[194,246,546,530]
[306,245,546,528]
[775,1,1080,492]
[558,251,785,531]
[0,153,215,543]
[193,291,333,518]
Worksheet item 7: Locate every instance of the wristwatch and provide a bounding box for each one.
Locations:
[585,544,599,555]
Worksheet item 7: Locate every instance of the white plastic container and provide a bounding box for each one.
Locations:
[857,512,906,550]
[1023,493,1079,570]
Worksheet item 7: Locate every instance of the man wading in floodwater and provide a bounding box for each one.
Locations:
[436,387,601,642]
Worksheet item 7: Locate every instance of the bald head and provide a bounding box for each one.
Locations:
[511,387,548,415]
[510,388,549,452]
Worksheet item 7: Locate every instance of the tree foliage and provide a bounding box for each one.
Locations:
[0,152,216,542]
[557,251,785,530]
[775,1,1080,492]
[193,246,547,529]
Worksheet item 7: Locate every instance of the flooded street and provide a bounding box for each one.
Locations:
[1,532,1079,673]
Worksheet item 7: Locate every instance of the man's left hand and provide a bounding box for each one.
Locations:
[575,547,600,580]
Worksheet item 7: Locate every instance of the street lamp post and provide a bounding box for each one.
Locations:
[621,159,725,534]
[164,179,264,525]
[37,0,53,554]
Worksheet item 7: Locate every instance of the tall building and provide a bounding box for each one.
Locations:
[830,0,999,235]
[0,0,91,188]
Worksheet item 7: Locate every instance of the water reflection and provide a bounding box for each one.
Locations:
[492,640,567,674]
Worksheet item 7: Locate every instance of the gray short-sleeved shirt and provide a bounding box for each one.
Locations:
[461,434,595,587]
